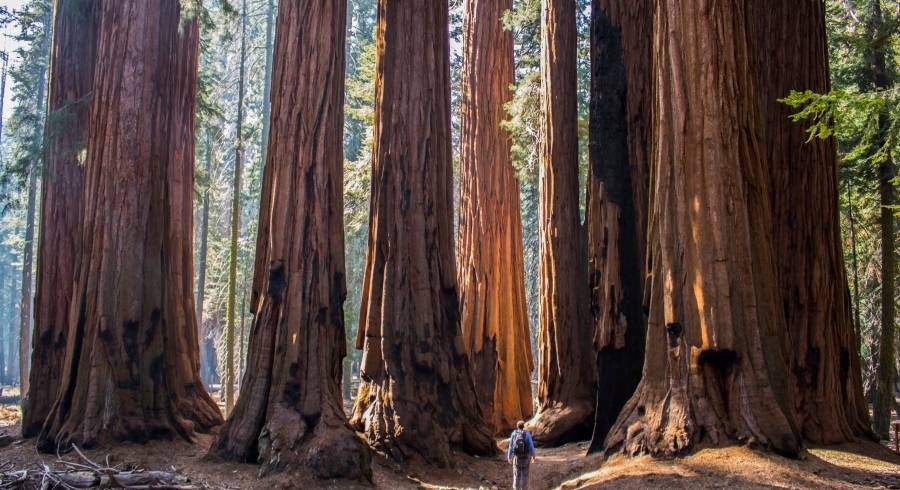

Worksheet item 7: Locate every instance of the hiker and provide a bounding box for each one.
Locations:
[507,420,536,490]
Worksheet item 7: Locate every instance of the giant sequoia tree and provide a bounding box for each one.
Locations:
[350,0,494,464]
[211,0,371,480]
[604,0,801,457]
[37,0,222,451]
[22,0,100,438]
[756,0,871,444]
[585,0,651,451]
[457,0,533,435]
[530,0,596,445]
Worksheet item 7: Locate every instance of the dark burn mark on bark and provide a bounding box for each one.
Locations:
[267,261,287,304]
[145,308,161,347]
[282,362,304,408]
[39,326,55,346]
[808,347,821,386]
[665,322,683,347]
[697,349,739,411]
[283,381,301,407]
[696,349,738,371]
[443,287,460,331]
[331,271,345,332]
[401,188,411,213]
[122,320,140,361]
[149,354,164,385]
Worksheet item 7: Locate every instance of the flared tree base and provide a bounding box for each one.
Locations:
[37,392,222,454]
[258,424,372,481]
[350,381,495,466]
[527,399,594,446]
[214,413,371,481]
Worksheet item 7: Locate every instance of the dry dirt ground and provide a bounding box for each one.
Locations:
[1,395,898,489]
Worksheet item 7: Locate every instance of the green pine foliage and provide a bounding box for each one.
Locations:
[784,0,900,397]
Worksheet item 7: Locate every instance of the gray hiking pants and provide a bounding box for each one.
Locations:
[513,459,530,490]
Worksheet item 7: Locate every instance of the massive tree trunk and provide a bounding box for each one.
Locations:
[211,0,370,479]
[756,0,872,444]
[37,0,222,452]
[350,0,494,465]
[604,0,801,457]
[866,0,897,441]
[585,0,651,452]
[23,0,100,438]
[529,0,596,446]
[457,0,533,435]
[224,0,249,415]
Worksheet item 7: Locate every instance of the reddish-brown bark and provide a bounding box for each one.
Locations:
[457,0,533,435]
[37,0,222,451]
[604,0,801,457]
[529,0,596,446]
[585,0,651,451]
[210,0,371,480]
[350,0,494,465]
[756,0,872,444]
[23,0,100,439]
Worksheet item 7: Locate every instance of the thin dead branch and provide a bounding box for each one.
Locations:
[0,446,216,490]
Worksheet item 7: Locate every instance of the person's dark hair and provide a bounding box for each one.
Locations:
[517,420,525,430]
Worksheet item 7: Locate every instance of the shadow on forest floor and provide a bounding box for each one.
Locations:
[560,442,900,490]
[1,393,898,489]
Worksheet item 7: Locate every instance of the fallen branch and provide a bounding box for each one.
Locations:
[0,445,213,490]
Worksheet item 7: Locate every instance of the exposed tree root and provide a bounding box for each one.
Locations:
[528,400,595,446]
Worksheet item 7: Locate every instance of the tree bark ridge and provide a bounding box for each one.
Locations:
[351,0,495,465]
[37,0,222,451]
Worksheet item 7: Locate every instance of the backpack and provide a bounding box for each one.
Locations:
[513,429,529,457]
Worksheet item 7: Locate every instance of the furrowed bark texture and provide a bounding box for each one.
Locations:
[37,0,222,452]
[604,0,801,457]
[350,0,494,465]
[23,0,100,439]
[756,0,872,444]
[530,0,596,446]
[585,0,651,452]
[457,0,533,435]
[211,0,371,480]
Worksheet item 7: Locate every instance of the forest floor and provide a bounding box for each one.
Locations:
[0,392,898,489]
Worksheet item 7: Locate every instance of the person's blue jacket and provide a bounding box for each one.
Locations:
[507,429,536,460]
